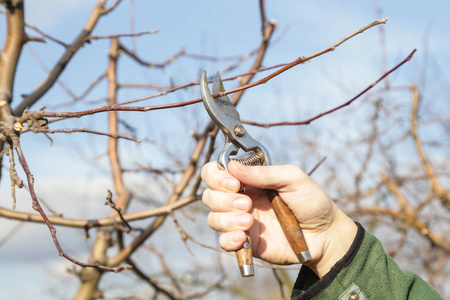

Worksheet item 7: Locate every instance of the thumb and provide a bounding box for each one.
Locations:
[227,161,310,192]
[228,161,335,227]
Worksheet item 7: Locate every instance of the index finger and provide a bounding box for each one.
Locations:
[201,161,241,192]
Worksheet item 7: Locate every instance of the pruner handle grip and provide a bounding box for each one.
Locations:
[267,189,312,264]
[235,231,254,277]
[235,189,311,278]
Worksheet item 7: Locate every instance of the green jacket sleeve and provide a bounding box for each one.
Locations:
[291,222,442,300]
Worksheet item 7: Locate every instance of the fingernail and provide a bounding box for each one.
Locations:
[233,198,250,210]
[234,214,252,227]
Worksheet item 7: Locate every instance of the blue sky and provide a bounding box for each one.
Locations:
[1,1,449,299]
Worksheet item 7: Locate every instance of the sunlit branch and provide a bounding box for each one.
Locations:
[410,84,450,209]
[348,206,450,252]
[0,0,25,106]
[0,195,200,228]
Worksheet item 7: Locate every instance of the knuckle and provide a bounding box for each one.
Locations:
[218,233,231,251]
[207,211,216,229]
[200,163,212,186]
[201,162,214,179]
[286,164,306,179]
[202,189,211,207]
[219,231,245,251]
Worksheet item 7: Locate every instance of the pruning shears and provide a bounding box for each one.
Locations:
[200,71,311,277]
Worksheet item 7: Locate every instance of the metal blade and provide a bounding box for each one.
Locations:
[200,70,272,166]
[212,72,241,122]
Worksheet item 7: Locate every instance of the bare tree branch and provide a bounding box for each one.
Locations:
[31,127,140,142]
[0,195,200,228]
[242,49,416,127]
[88,29,159,41]
[14,0,122,115]
[410,84,450,209]
[10,133,131,272]
[218,18,389,98]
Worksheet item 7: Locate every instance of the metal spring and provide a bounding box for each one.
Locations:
[232,151,265,166]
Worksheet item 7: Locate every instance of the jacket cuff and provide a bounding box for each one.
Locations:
[291,222,364,299]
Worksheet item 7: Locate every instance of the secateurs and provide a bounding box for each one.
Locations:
[200,71,311,277]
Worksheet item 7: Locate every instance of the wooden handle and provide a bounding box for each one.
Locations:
[267,189,311,264]
[235,230,254,277]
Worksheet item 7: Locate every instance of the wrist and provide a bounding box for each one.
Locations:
[308,210,358,278]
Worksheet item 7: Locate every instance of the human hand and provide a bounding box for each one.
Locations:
[201,161,357,277]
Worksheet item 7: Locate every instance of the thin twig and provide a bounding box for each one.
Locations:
[219,18,389,98]
[75,72,107,101]
[25,24,68,47]
[89,30,159,40]
[308,157,327,176]
[20,99,201,120]
[105,190,132,232]
[32,127,140,143]
[25,43,77,99]
[101,0,122,15]
[19,18,391,122]
[0,8,68,47]
[126,258,177,300]
[0,221,25,248]
[121,45,185,68]
[116,62,285,106]
[243,49,416,127]
[272,269,287,300]
[11,134,131,272]
[11,135,131,273]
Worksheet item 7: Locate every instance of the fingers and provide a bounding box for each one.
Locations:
[228,161,309,191]
[201,161,241,192]
[207,211,253,232]
[202,189,251,212]
[219,231,248,251]
[203,188,253,232]
[201,161,254,252]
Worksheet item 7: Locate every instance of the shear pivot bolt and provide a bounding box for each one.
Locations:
[234,125,246,137]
